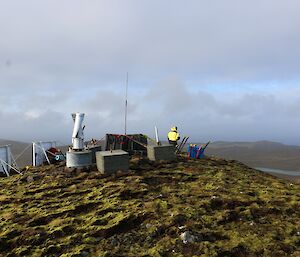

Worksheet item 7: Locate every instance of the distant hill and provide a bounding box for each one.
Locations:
[1,139,300,172]
[206,140,300,172]
[0,139,29,148]
[0,139,32,168]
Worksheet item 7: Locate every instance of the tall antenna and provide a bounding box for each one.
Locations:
[124,72,129,135]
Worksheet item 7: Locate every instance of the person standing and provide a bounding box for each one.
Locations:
[168,126,180,147]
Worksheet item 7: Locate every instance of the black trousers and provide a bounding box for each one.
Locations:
[168,140,177,147]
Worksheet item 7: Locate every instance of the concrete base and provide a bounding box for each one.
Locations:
[88,146,102,164]
[96,150,129,174]
[147,145,176,161]
[66,150,93,168]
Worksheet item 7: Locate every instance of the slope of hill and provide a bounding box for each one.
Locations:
[206,141,300,172]
[0,139,29,153]
[0,157,299,256]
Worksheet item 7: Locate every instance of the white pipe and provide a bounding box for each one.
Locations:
[42,147,51,165]
[0,159,22,175]
[32,143,36,166]
[155,126,160,145]
[0,160,10,177]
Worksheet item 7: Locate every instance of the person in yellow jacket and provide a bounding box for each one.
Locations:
[168,126,180,147]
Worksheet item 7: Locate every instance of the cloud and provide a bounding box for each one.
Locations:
[0,78,300,144]
[1,0,300,87]
[0,110,71,142]
[0,1,300,144]
[140,78,300,143]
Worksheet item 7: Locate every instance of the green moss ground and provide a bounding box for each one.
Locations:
[0,156,299,256]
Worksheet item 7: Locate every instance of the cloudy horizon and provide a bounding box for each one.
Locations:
[1,0,300,145]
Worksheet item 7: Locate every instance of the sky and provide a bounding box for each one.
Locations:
[0,0,300,145]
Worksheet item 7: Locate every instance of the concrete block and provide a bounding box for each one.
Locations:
[147,145,175,161]
[96,150,129,174]
[88,146,102,164]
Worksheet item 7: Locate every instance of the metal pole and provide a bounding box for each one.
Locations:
[155,126,160,145]
[1,159,22,175]
[0,160,10,177]
[177,136,189,154]
[125,72,128,135]
[32,142,36,166]
[176,136,186,153]
[42,147,51,165]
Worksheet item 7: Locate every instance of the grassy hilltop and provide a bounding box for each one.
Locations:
[0,156,300,256]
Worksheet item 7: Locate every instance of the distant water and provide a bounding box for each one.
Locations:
[256,167,300,177]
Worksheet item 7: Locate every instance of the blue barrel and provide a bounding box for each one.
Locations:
[187,145,193,158]
[187,145,205,159]
[198,148,204,158]
[192,146,197,158]
[188,145,196,158]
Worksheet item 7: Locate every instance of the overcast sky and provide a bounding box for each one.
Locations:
[0,0,300,145]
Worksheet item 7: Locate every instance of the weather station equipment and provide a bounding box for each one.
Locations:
[0,145,21,176]
[66,113,93,168]
[147,126,176,162]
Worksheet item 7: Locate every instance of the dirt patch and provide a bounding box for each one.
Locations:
[91,213,148,238]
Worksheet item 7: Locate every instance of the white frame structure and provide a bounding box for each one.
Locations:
[0,145,21,176]
[32,141,57,166]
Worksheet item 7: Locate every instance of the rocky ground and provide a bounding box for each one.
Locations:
[0,156,300,257]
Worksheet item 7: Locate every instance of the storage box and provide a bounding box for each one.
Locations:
[96,150,129,174]
[147,145,175,161]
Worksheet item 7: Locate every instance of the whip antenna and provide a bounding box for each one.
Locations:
[124,72,129,135]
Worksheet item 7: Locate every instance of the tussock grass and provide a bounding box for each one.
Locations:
[0,156,299,256]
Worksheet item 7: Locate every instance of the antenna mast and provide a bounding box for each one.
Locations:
[124,72,129,135]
